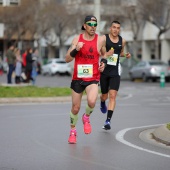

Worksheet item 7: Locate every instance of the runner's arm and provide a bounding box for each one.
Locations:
[120,39,131,58]
[100,35,114,59]
[65,36,79,63]
[99,35,107,72]
[100,35,113,59]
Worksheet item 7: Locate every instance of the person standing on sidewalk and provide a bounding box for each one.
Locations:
[14,48,22,84]
[65,15,106,144]
[25,47,33,83]
[22,49,27,73]
[31,48,39,85]
[100,21,131,130]
[6,43,16,84]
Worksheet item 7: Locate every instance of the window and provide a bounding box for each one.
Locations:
[9,0,20,6]
[0,0,3,5]
[0,0,20,6]
[101,0,120,5]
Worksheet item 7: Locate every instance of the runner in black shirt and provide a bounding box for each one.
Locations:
[100,21,131,130]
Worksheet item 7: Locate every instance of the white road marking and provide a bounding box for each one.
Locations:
[116,124,170,158]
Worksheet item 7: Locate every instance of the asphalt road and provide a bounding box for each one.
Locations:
[0,74,170,170]
[0,73,72,87]
[1,72,170,88]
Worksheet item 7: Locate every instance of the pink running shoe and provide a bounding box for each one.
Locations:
[68,129,77,144]
[82,114,91,134]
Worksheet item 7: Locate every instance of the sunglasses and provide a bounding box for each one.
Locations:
[86,22,97,27]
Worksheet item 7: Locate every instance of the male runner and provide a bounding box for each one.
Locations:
[65,15,105,144]
[100,21,131,130]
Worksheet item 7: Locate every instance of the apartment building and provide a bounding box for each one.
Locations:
[0,0,20,56]
[0,0,20,6]
[0,0,40,58]
[64,0,170,63]
[0,0,170,63]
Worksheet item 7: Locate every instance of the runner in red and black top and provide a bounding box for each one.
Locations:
[65,15,105,144]
[72,33,100,82]
[100,21,131,130]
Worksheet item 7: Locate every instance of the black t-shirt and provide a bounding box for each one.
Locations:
[102,34,122,76]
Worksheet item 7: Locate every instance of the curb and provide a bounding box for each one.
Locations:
[0,93,129,104]
[0,83,31,87]
[0,97,71,103]
[0,95,89,104]
[152,124,170,146]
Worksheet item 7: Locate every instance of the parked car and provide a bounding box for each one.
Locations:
[129,60,170,82]
[41,58,72,76]
[2,60,8,72]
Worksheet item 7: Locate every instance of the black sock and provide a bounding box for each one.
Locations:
[107,110,113,121]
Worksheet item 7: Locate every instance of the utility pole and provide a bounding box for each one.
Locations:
[94,0,101,35]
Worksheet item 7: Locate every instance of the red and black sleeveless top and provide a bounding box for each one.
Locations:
[72,33,100,81]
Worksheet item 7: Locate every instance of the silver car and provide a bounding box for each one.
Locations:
[129,60,170,82]
[41,58,72,76]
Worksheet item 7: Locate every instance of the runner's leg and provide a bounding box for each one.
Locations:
[70,89,83,128]
[68,90,83,143]
[82,84,98,134]
[100,74,109,113]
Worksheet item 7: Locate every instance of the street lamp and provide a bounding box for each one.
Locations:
[94,0,101,35]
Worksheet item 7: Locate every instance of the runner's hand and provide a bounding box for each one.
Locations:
[105,48,114,58]
[125,52,131,58]
[99,62,105,72]
[76,42,84,51]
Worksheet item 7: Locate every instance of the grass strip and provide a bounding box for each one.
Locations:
[0,86,72,98]
[167,123,170,130]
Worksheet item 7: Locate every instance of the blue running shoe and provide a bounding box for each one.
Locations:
[102,120,111,130]
[100,101,107,114]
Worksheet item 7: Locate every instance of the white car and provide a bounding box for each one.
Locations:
[41,58,72,76]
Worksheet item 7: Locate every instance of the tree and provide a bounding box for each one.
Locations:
[138,0,170,59]
[0,0,40,48]
[125,4,142,60]
[38,0,81,58]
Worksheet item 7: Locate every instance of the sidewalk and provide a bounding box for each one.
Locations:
[152,124,170,146]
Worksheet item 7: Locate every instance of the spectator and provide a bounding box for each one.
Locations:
[25,48,33,83]
[22,49,27,72]
[0,57,3,75]
[6,44,16,84]
[14,48,22,84]
[32,48,39,85]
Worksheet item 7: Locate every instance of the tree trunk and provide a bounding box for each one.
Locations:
[156,32,161,60]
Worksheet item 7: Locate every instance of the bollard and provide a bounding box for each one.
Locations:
[160,72,165,88]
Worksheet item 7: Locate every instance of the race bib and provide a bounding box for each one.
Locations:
[77,64,93,78]
[107,54,118,66]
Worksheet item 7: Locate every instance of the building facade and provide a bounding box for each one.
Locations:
[0,0,170,64]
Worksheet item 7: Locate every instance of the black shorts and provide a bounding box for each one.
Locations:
[100,74,120,94]
[70,80,99,93]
